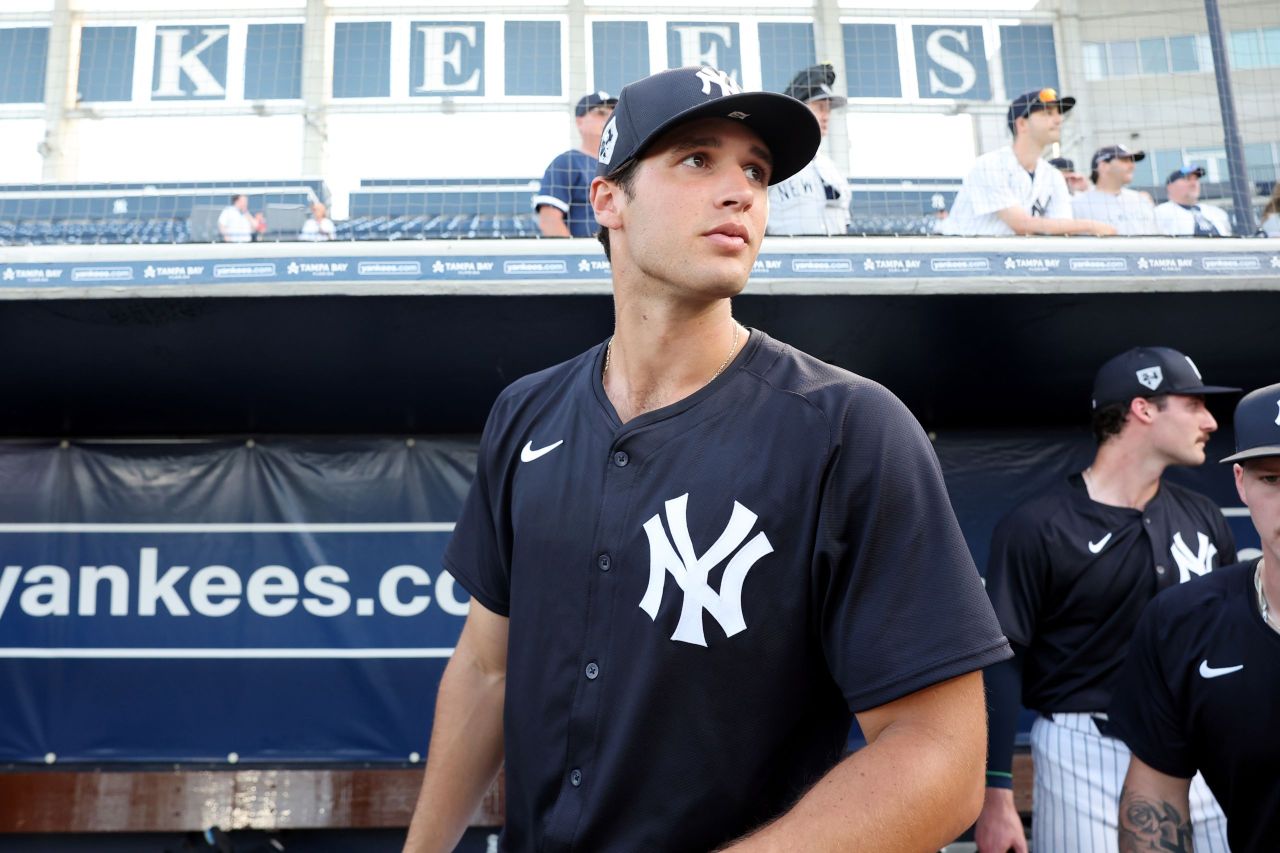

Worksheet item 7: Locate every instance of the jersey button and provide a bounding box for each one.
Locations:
[585,662,600,680]
[570,768,583,787]
[1156,565,1167,575]
[612,450,629,467]
[597,554,611,572]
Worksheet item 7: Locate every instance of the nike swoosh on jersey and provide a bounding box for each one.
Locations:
[520,439,564,463]
[1087,533,1113,554]
[1199,661,1244,679]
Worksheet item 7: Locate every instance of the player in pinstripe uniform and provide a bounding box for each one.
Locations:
[976,347,1238,853]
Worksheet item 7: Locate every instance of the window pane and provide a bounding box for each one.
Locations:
[1243,142,1276,182]
[1169,35,1198,72]
[843,23,900,98]
[1131,153,1156,187]
[1264,28,1280,66]
[333,21,390,98]
[592,21,649,95]
[0,27,48,103]
[1001,25,1059,94]
[1138,38,1168,74]
[245,23,303,100]
[1152,149,1185,185]
[78,26,136,102]
[1082,42,1108,79]
[1196,35,1215,71]
[1108,41,1139,76]
[505,21,560,96]
[1230,30,1262,69]
[759,23,815,94]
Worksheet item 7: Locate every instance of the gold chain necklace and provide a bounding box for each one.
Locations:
[604,321,740,383]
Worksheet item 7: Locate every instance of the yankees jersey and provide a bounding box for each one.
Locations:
[1109,561,1280,853]
[940,147,1072,237]
[766,151,851,236]
[445,330,1011,853]
[985,474,1235,713]
[1154,201,1233,237]
[533,149,599,237]
[1069,188,1158,235]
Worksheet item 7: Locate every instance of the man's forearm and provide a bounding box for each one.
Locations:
[402,649,506,853]
[1118,759,1194,853]
[725,673,986,852]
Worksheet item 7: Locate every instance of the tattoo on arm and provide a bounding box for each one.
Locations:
[1118,784,1193,852]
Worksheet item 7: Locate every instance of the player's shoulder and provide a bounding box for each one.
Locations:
[969,147,1014,176]
[993,478,1084,534]
[743,331,924,442]
[486,345,601,428]
[1157,478,1224,517]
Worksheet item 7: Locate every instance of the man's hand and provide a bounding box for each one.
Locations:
[975,787,1028,853]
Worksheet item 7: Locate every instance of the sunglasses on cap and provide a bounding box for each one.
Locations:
[1037,88,1058,103]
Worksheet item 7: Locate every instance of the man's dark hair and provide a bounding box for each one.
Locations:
[595,159,641,261]
[230,193,245,204]
[1092,395,1169,444]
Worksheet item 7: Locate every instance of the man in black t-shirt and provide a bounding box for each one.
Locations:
[1111,382,1280,853]
[977,346,1238,853]
[403,66,1011,853]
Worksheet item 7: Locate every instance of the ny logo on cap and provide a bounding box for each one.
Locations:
[1136,366,1163,390]
[1274,399,1280,427]
[696,66,740,97]
[598,116,618,164]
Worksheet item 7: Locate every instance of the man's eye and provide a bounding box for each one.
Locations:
[682,154,707,168]
[745,165,767,183]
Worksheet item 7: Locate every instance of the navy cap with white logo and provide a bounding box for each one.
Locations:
[1221,382,1280,463]
[784,63,847,108]
[1007,87,1076,129]
[1166,164,1206,184]
[596,66,820,186]
[575,91,618,117]
[1091,346,1240,410]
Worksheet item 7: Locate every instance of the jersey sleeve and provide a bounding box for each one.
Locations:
[440,397,515,617]
[533,152,574,215]
[1046,170,1073,219]
[1213,504,1237,567]
[964,158,1020,216]
[984,508,1052,648]
[1107,597,1197,778]
[814,385,1012,712]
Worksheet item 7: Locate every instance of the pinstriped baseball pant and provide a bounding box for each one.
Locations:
[1030,713,1228,852]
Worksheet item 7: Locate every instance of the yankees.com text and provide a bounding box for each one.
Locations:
[0,547,470,619]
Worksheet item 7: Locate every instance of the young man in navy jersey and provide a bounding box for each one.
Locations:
[1111,382,1280,853]
[978,347,1237,853]
[404,66,1010,852]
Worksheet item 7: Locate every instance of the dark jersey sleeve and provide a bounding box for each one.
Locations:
[533,151,574,215]
[814,384,1011,712]
[440,396,514,617]
[1213,506,1237,567]
[1108,596,1197,779]
[984,507,1051,648]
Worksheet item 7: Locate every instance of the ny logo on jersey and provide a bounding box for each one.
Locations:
[1170,531,1216,583]
[1031,196,1049,217]
[696,66,740,97]
[639,493,773,646]
[1136,366,1163,390]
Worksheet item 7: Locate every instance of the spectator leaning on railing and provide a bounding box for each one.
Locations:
[534,91,617,238]
[941,88,1115,237]
[217,194,256,243]
[299,201,336,241]
[1156,165,1233,237]
[1071,144,1158,235]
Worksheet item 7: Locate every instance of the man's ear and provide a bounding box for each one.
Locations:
[590,176,623,230]
[1129,396,1157,426]
[1234,463,1249,507]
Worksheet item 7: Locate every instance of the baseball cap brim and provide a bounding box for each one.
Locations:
[1221,445,1280,463]
[607,91,820,186]
[808,93,848,109]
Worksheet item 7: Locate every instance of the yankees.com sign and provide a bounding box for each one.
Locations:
[0,439,475,764]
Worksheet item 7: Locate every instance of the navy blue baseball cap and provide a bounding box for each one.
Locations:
[1221,382,1280,463]
[1166,164,1206,184]
[784,63,847,108]
[1007,87,1076,128]
[596,66,820,185]
[1091,346,1240,410]
[575,91,617,117]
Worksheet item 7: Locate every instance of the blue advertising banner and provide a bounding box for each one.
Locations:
[0,433,1257,763]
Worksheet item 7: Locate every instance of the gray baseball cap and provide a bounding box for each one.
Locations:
[1221,382,1280,463]
[595,66,820,186]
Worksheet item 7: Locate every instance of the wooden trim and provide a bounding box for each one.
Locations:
[0,768,503,833]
